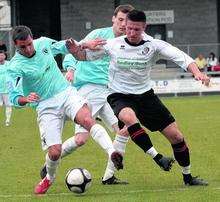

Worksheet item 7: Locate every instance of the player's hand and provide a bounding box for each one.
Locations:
[26,92,40,103]
[118,126,129,136]
[81,38,106,50]
[65,69,74,82]
[194,72,210,86]
[66,38,81,54]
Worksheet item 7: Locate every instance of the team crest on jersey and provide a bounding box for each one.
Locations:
[42,48,49,54]
[142,47,150,55]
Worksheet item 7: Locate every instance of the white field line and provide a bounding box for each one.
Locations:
[0,187,219,199]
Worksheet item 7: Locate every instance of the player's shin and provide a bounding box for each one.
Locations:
[45,153,60,182]
[171,140,190,170]
[171,140,193,181]
[61,137,78,158]
[90,124,115,156]
[113,134,129,154]
[127,123,156,155]
[102,134,129,181]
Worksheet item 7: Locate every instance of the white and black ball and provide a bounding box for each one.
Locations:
[65,168,92,194]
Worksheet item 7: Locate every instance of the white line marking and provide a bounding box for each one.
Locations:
[0,187,219,198]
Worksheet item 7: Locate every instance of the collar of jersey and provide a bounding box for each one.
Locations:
[124,38,146,46]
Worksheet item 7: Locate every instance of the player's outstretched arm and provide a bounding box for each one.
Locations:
[187,62,210,86]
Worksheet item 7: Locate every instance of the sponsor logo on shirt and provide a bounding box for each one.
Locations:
[117,57,149,69]
[120,45,125,50]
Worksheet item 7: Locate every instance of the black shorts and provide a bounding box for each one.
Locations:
[107,89,175,132]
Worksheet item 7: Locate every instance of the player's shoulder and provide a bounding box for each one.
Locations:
[8,53,26,69]
[4,60,10,66]
[36,36,52,42]
[7,57,21,71]
[34,37,56,47]
[93,26,112,33]
[107,35,125,44]
[86,27,114,39]
[142,34,171,48]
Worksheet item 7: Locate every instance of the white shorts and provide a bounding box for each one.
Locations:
[36,86,86,150]
[75,84,118,134]
[0,93,11,107]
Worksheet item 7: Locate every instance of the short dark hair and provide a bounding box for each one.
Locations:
[127,10,146,22]
[114,4,134,16]
[12,25,33,42]
[0,50,7,60]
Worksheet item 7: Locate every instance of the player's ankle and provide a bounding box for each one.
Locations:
[183,173,192,183]
[153,153,163,163]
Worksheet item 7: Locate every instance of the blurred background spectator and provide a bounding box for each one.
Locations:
[195,54,207,71]
[0,40,7,52]
[206,52,218,71]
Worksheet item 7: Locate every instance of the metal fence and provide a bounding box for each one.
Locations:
[166,43,220,68]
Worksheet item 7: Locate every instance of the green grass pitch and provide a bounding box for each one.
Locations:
[0,95,219,202]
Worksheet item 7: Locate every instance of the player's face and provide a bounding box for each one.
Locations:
[15,35,35,57]
[112,11,127,37]
[126,20,146,44]
[0,53,6,63]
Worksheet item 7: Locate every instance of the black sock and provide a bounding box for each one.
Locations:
[127,123,153,153]
[172,140,190,167]
[183,174,192,183]
[153,153,163,163]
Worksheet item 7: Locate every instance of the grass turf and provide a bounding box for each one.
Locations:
[0,95,219,202]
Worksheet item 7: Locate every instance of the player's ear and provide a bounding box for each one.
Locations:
[112,16,115,23]
[143,23,147,30]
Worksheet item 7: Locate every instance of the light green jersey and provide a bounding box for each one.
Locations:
[62,27,115,89]
[0,60,9,93]
[7,37,70,107]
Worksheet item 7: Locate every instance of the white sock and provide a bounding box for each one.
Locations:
[90,124,115,157]
[45,153,60,182]
[146,147,158,158]
[113,134,129,154]
[5,107,12,123]
[182,165,191,175]
[61,137,78,158]
[102,134,129,181]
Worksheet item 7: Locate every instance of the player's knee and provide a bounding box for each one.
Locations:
[168,127,184,144]
[48,145,62,160]
[75,133,88,146]
[77,109,95,131]
[119,108,137,125]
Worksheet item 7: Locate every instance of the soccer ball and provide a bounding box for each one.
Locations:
[65,168,92,194]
